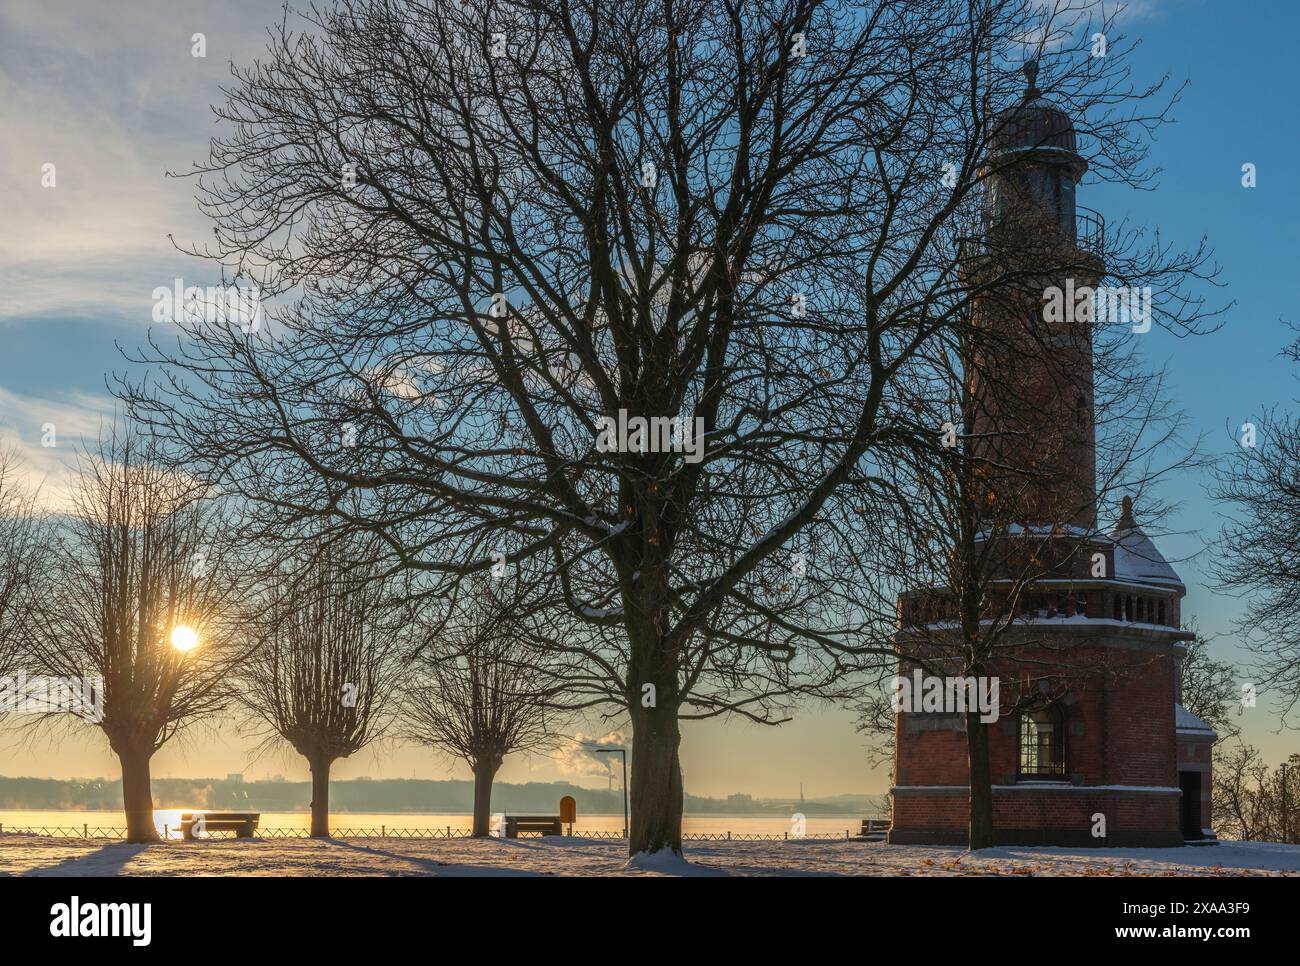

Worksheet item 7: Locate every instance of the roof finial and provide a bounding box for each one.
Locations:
[1023,58,1040,98]
[1118,495,1136,530]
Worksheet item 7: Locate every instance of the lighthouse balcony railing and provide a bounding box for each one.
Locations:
[1075,205,1105,256]
[956,206,1105,264]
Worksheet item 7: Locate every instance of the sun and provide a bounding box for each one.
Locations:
[170,625,200,653]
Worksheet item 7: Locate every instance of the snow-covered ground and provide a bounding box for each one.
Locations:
[2,834,1299,876]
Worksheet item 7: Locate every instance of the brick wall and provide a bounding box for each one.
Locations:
[891,629,1186,845]
[891,787,1181,846]
[895,638,1176,788]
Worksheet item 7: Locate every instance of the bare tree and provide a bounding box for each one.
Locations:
[122,0,1210,854]
[1212,742,1300,843]
[17,428,250,842]
[840,3,1217,848]
[402,581,554,836]
[1179,630,1242,742]
[240,536,407,837]
[861,247,1208,846]
[1213,329,1300,727]
[0,448,42,677]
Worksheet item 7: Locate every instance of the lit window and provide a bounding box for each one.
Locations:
[1019,704,1066,779]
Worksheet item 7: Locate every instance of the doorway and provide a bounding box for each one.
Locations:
[1179,771,1202,840]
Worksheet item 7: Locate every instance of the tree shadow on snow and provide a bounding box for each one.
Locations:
[326,839,542,877]
[22,843,152,877]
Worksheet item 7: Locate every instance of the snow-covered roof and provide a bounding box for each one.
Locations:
[976,523,1097,541]
[1175,704,1218,739]
[1111,527,1184,590]
[1110,498,1184,591]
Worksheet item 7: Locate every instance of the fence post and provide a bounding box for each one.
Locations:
[84,823,88,839]
[727,831,731,841]
[381,825,385,838]
[446,825,451,838]
[164,824,169,840]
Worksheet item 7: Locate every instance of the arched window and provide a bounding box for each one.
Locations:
[1019,704,1067,779]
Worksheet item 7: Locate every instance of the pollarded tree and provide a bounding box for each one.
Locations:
[124,0,1199,855]
[18,428,251,842]
[240,535,408,837]
[0,448,42,678]
[401,580,555,837]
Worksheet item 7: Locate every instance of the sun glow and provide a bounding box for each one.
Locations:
[170,625,199,653]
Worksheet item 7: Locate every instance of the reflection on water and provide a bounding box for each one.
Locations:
[1,808,863,838]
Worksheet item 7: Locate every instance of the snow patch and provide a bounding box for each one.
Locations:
[1176,703,1218,738]
[625,848,717,876]
[1111,524,1184,589]
[4,835,1298,877]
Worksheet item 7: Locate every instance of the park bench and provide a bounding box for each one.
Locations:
[504,814,562,838]
[858,818,889,841]
[180,811,260,840]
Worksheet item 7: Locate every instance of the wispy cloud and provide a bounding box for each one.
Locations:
[0,0,270,323]
[0,385,116,510]
[1017,0,1167,53]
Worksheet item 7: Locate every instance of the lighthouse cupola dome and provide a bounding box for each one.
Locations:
[990,60,1083,163]
[985,60,1090,240]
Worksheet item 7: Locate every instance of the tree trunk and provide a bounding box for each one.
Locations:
[967,711,995,850]
[628,701,683,856]
[471,760,499,837]
[309,758,331,838]
[119,745,158,844]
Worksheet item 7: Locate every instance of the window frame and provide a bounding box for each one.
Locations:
[1017,702,1068,781]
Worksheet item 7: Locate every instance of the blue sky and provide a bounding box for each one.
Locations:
[1082,3,1300,686]
[1,0,1297,795]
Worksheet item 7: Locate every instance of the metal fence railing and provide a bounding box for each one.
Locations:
[0,823,874,843]
[0,825,130,840]
[0,824,477,840]
[563,829,860,842]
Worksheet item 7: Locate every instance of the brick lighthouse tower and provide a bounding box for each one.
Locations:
[887,63,1216,847]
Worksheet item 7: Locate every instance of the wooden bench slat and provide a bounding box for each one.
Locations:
[503,814,562,838]
[179,811,261,840]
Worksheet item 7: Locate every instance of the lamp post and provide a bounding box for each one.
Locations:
[595,748,628,839]
[1282,763,1290,844]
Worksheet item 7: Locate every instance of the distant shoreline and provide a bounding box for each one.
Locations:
[0,807,869,818]
[0,776,883,817]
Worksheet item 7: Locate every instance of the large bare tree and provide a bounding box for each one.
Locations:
[18,429,250,842]
[123,0,1206,854]
[402,580,555,836]
[240,535,408,837]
